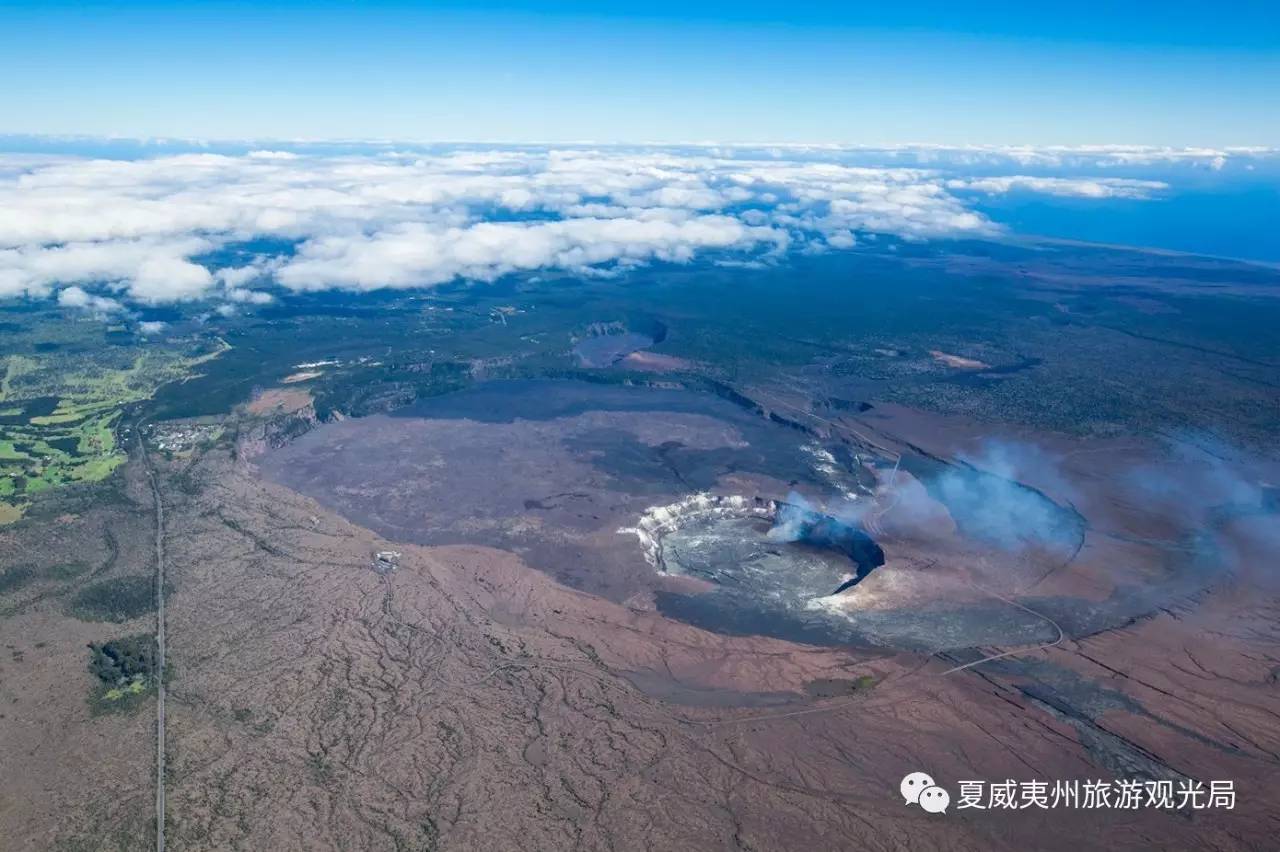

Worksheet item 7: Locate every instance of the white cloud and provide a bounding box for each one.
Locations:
[825,230,857,249]
[0,143,1243,305]
[277,215,784,290]
[1,236,212,299]
[225,287,273,304]
[57,284,123,315]
[216,264,264,288]
[129,255,216,303]
[755,143,1275,170]
[946,176,1168,199]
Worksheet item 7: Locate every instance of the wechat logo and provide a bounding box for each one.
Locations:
[901,772,950,814]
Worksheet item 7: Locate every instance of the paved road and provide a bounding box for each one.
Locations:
[140,432,167,852]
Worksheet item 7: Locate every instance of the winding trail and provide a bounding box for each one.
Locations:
[138,430,167,852]
[939,581,1066,675]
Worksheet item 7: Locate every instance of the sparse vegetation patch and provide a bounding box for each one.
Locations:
[0,564,36,595]
[87,633,156,714]
[68,575,154,622]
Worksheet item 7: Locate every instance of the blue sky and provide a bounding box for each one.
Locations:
[1,1,1277,144]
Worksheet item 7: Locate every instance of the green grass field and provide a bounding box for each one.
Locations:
[0,332,228,523]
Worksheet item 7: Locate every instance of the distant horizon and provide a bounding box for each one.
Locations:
[2,134,1277,151]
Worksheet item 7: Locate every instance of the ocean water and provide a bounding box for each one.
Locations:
[972,177,1280,262]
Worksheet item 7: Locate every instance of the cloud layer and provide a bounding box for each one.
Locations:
[0,144,1222,306]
